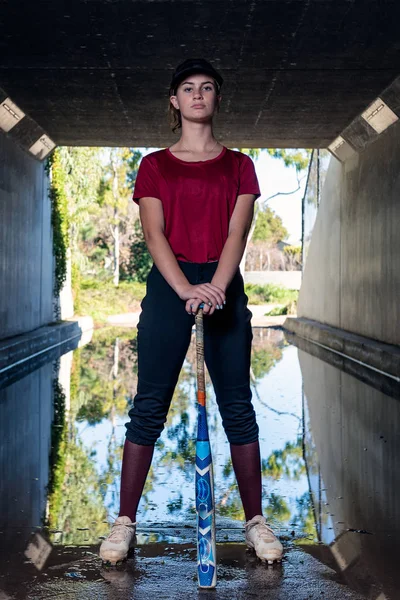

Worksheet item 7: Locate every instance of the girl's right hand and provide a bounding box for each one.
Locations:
[178,283,226,311]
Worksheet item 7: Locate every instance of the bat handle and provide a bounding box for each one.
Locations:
[195,305,205,395]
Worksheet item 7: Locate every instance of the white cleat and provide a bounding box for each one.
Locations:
[245,515,283,564]
[99,516,137,565]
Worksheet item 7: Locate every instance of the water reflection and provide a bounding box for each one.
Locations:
[297,345,400,599]
[45,327,312,545]
[1,323,398,598]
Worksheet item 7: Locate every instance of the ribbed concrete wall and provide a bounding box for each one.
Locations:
[0,134,53,340]
[299,349,399,594]
[0,362,53,534]
[298,120,400,346]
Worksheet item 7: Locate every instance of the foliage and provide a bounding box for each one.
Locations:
[283,245,301,257]
[262,437,306,481]
[46,149,70,296]
[264,493,291,523]
[58,147,103,238]
[47,376,67,505]
[293,492,318,543]
[47,431,109,544]
[253,207,289,244]
[266,149,311,172]
[126,149,143,187]
[76,336,136,420]
[93,148,143,286]
[71,260,82,313]
[245,283,298,305]
[237,148,261,160]
[122,219,153,283]
[240,148,310,171]
[240,148,311,272]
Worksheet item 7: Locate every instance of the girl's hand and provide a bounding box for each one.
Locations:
[178,283,226,312]
[185,298,225,316]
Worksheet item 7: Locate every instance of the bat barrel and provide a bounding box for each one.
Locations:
[195,307,217,588]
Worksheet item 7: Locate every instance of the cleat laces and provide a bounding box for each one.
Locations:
[107,521,136,544]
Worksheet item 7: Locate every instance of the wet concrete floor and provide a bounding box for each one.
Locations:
[0,326,398,599]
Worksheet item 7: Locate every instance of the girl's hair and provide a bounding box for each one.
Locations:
[168,79,221,134]
[168,101,182,134]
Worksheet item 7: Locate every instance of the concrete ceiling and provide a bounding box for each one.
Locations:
[1,0,400,149]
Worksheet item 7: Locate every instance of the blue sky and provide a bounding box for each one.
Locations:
[252,151,307,245]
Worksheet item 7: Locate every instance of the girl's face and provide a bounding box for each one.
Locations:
[170,73,221,124]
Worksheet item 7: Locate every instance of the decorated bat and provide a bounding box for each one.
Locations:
[195,304,217,588]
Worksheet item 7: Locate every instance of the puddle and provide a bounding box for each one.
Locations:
[46,327,312,545]
[0,325,398,599]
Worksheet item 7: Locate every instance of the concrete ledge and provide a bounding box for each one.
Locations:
[284,317,400,380]
[0,320,84,373]
[284,329,400,399]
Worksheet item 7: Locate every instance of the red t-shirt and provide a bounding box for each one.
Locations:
[132,146,260,263]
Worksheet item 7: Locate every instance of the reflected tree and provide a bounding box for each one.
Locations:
[264,493,291,523]
[262,437,305,481]
[293,491,318,542]
[251,345,283,381]
[218,435,306,524]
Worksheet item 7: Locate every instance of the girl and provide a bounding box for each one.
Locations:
[100,58,283,566]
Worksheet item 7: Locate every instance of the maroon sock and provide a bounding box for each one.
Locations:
[118,439,155,522]
[230,440,263,521]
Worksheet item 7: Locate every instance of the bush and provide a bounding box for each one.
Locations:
[245,283,298,305]
[265,299,297,316]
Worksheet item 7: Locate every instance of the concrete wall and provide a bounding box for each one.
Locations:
[0,362,54,535]
[298,120,400,346]
[0,133,53,340]
[300,349,399,595]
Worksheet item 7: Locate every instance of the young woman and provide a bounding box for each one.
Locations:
[100,58,283,566]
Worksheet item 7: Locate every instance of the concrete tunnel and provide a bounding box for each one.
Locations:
[0,1,400,597]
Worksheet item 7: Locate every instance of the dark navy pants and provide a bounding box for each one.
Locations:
[125,261,259,446]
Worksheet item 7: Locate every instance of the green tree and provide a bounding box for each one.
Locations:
[253,207,288,244]
[125,219,153,283]
[283,244,302,270]
[58,147,103,267]
[239,148,311,272]
[96,148,141,286]
[261,437,306,481]
[238,148,261,161]
[266,149,310,172]
[293,492,318,543]
[264,493,291,523]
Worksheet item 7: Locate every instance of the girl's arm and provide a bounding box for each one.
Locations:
[211,194,256,291]
[184,194,256,314]
[139,196,226,310]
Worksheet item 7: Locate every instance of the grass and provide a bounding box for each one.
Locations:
[78,279,298,324]
[244,283,298,305]
[79,278,146,324]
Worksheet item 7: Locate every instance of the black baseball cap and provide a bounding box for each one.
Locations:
[169,59,223,94]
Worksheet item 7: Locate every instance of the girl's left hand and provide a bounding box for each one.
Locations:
[186,298,224,316]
